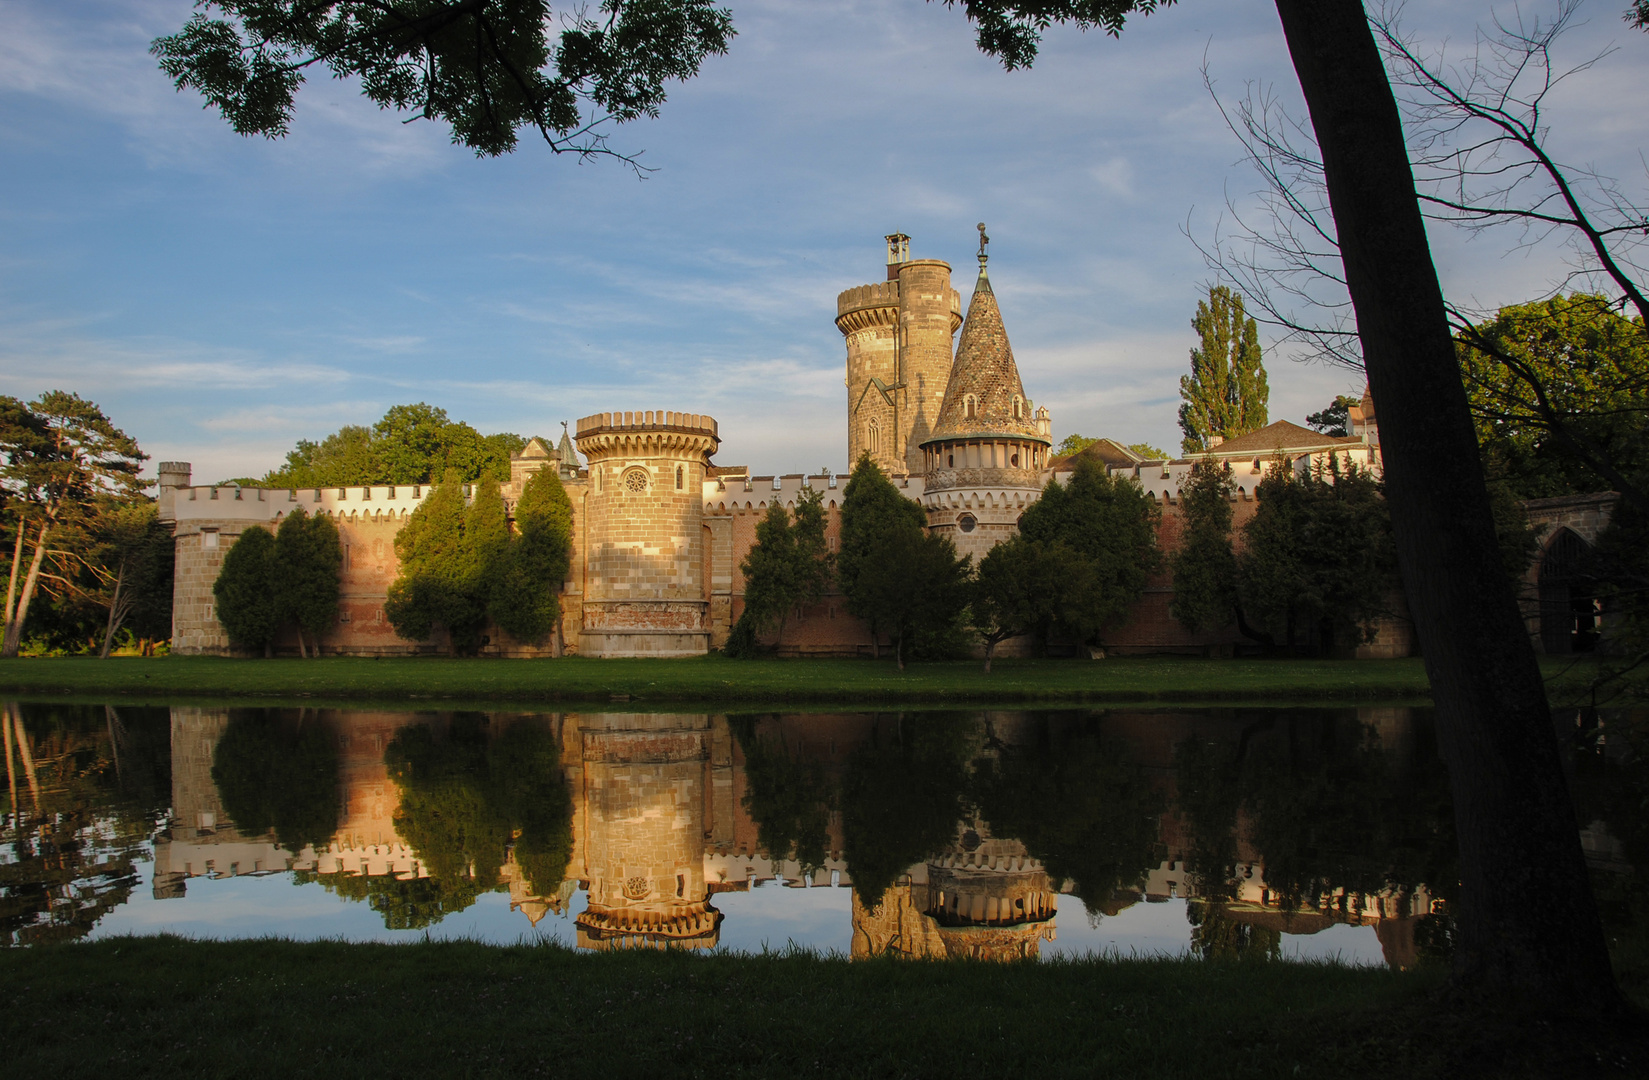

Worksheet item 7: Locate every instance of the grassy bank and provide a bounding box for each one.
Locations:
[0,654,1441,707]
[5,937,1642,1079]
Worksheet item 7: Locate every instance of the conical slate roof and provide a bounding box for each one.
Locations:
[556,423,580,469]
[924,263,1047,446]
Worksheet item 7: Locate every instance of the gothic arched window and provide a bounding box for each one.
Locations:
[965,394,977,420]
[867,422,880,454]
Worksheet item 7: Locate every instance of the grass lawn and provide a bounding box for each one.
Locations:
[0,653,1448,707]
[5,937,1643,1079]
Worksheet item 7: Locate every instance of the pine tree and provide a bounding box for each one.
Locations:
[488,467,573,647]
[1169,460,1238,634]
[275,507,342,657]
[1178,286,1269,454]
[213,526,282,656]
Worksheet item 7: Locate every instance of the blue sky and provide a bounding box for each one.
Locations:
[2,0,1645,482]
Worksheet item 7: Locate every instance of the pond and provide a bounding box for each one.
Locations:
[2,703,1641,965]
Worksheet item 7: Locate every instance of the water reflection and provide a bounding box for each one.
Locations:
[4,701,1643,966]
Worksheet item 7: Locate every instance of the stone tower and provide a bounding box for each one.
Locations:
[919,228,1052,562]
[837,234,962,476]
[574,411,719,657]
[574,714,722,950]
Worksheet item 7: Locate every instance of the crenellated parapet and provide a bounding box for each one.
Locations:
[575,410,720,461]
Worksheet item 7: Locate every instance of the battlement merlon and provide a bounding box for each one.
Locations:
[574,411,720,461]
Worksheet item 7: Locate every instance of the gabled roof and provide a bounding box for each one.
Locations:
[923,263,1047,447]
[1048,439,1145,471]
[518,436,554,459]
[1192,419,1363,458]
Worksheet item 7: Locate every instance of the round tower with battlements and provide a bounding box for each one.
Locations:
[575,411,719,658]
[838,234,961,476]
[919,227,1052,562]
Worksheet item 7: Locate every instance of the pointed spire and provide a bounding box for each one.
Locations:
[924,227,1045,446]
[557,421,579,470]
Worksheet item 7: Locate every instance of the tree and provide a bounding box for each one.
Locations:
[1127,442,1169,460]
[840,716,974,912]
[968,536,1078,673]
[1178,285,1269,454]
[949,0,1620,1009]
[213,526,283,655]
[1055,433,1097,457]
[1457,295,1649,505]
[1017,457,1159,648]
[729,717,832,874]
[1168,459,1238,635]
[0,393,146,658]
[730,487,833,653]
[487,466,573,647]
[152,0,735,162]
[89,501,175,658]
[1236,458,1395,653]
[275,507,342,657]
[1305,394,1362,437]
[972,720,1164,917]
[384,469,471,650]
[211,709,340,853]
[383,471,507,653]
[838,454,968,667]
[257,404,527,487]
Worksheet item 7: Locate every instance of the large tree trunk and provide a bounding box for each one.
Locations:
[99,559,129,659]
[2,526,24,639]
[3,524,50,658]
[1273,0,1616,1004]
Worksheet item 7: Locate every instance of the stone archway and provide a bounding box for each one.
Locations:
[1537,527,1598,655]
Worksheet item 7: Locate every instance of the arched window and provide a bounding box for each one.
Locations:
[965,394,977,420]
[867,422,880,454]
[1012,395,1023,419]
[676,465,684,490]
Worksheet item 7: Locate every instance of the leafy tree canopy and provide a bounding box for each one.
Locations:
[728,487,832,655]
[1236,458,1395,652]
[253,403,527,488]
[212,526,283,653]
[1018,457,1160,645]
[152,0,735,160]
[211,709,341,854]
[1456,294,1649,502]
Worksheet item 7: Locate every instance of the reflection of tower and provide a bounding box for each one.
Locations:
[851,821,1056,961]
[574,411,721,657]
[574,714,724,949]
[838,235,962,476]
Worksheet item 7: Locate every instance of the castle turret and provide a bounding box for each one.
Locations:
[919,227,1052,561]
[838,234,961,476]
[574,714,722,950]
[574,411,719,657]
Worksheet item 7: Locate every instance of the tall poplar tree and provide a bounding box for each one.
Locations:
[730,486,833,653]
[1178,286,1269,454]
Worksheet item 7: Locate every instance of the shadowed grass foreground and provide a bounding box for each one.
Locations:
[6,937,1647,1079]
[0,654,1440,707]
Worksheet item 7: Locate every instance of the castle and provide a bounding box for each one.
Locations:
[158,229,1403,659]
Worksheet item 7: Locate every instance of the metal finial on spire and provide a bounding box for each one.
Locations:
[976,222,990,270]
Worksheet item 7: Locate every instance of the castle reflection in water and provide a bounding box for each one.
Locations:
[148,707,1441,965]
